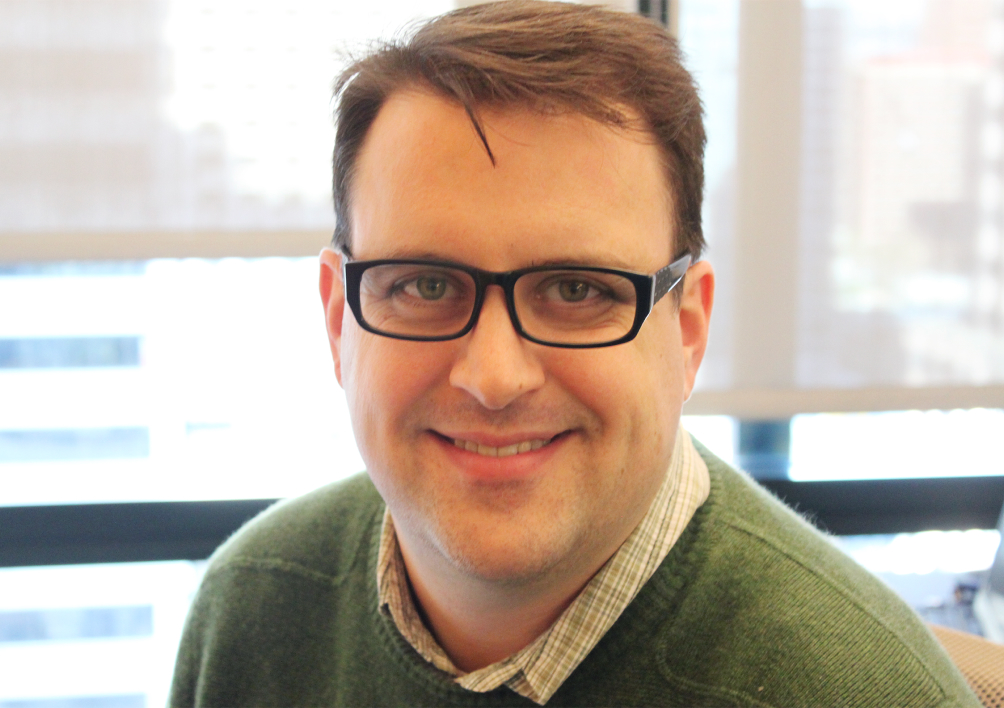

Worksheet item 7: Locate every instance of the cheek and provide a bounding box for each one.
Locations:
[341,323,451,449]
[550,314,685,446]
[637,312,687,421]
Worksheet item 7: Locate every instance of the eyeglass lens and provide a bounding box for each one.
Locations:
[357,263,639,345]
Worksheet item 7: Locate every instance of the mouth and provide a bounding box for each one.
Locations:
[450,437,551,458]
[430,430,570,483]
[431,431,566,458]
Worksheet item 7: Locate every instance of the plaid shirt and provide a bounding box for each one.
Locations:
[376,427,710,705]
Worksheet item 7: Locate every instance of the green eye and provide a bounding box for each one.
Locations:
[415,276,448,300]
[558,280,590,302]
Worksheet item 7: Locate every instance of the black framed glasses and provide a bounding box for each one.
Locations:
[342,254,692,349]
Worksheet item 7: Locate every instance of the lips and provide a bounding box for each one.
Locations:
[430,430,568,483]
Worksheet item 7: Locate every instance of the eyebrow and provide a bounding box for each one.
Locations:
[529,255,640,271]
[364,249,642,272]
[371,249,455,261]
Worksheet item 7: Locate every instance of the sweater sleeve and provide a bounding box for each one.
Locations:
[168,578,210,708]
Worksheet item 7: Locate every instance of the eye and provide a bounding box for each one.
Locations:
[557,279,592,302]
[413,275,448,300]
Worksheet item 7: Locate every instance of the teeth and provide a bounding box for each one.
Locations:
[452,437,550,457]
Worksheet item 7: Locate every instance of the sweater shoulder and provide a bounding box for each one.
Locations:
[207,471,384,583]
[701,445,930,640]
[170,473,388,707]
[652,441,979,708]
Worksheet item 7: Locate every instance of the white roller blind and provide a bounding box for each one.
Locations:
[0,0,450,241]
[685,0,1004,415]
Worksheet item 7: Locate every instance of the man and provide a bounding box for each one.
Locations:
[170,2,979,706]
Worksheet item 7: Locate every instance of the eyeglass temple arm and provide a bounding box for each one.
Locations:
[651,255,692,306]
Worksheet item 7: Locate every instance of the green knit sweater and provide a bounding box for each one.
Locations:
[170,445,980,707]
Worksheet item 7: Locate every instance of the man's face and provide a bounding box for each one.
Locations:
[320,90,712,587]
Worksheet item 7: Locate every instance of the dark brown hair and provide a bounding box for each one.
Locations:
[332,0,706,261]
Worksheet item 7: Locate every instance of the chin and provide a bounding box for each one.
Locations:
[424,508,589,587]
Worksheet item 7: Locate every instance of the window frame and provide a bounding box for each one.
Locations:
[3,475,1003,568]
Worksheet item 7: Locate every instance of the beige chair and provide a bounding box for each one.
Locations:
[930,624,1004,708]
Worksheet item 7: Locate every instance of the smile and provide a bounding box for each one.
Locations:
[452,437,551,458]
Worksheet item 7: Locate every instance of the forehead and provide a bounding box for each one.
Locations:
[349,90,673,270]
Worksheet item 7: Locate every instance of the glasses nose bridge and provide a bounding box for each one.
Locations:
[471,268,523,334]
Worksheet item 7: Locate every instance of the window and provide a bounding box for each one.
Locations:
[2,2,1002,702]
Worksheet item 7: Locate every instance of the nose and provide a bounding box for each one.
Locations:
[449,286,546,410]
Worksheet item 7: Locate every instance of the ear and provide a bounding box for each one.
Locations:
[678,260,715,400]
[319,247,346,386]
